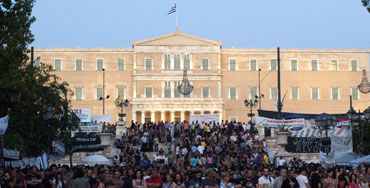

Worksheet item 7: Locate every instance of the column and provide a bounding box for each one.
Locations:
[170,81,174,98]
[141,111,145,123]
[151,111,155,123]
[181,111,185,122]
[200,111,204,114]
[219,111,223,123]
[161,111,165,122]
[218,80,222,98]
[132,110,137,123]
[133,81,137,99]
[170,111,175,122]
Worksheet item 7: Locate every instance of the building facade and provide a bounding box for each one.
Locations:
[34,30,370,123]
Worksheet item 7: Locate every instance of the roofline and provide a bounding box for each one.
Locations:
[221,48,370,53]
[133,29,222,46]
[33,47,134,52]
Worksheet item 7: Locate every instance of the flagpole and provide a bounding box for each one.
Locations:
[176,4,178,28]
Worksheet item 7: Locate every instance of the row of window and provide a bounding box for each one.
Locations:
[229,59,358,71]
[47,57,358,72]
[73,86,359,101]
[228,87,359,100]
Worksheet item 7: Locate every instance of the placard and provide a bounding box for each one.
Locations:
[70,108,91,122]
[256,117,305,128]
[286,137,330,153]
[190,114,219,124]
[72,134,103,152]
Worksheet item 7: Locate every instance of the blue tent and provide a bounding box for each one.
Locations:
[349,155,370,167]
[335,152,359,166]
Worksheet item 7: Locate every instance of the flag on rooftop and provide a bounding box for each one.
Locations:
[168,4,176,15]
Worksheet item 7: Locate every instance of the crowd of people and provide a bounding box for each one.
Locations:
[0,120,369,188]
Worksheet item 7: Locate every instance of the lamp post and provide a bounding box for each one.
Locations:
[244,96,259,132]
[99,68,110,114]
[258,68,264,110]
[43,107,54,153]
[315,115,337,156]
[119,99,129,122]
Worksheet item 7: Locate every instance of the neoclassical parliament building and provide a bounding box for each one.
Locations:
[34,30,370,123]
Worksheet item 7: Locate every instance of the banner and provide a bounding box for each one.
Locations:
[286,137,329,153]
[69,108,91,122]
[52,140,65,154]
[256,117,305,128]
[190,114,219,124]
[0,115,9,135]
[72,134,103,152]
[91,114,112,123]
[3,148,20,160]
[331,127,353,155]
[320,151,335,168]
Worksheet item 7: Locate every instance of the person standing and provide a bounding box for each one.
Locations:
[25,167,42,188]
[273,169,287,188]
[70,168,90,188]
[258,168,274,188]
[322,169,336,188]
[282,170,299,188]
[310,167,321,188]
[296,168,310,188]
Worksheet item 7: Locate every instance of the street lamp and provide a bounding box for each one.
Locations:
[244,96,259,132]
[99,68,109,114]
[118,99,129,122]
[315,115,337,156]
[43,107,54,154]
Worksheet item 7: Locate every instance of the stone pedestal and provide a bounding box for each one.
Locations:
[99,133,113,147]
[275,131,292,163]
[115,121,127,139]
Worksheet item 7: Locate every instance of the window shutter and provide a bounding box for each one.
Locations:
[75,88,82,100]
[184,56,190,70]
[54,59,61,71]
[351,60,357,72]
[165,88,171,98]
[332,88,339,100]
[202,59,209,71]
[271,60,277,71]
[97,59,103,70]
[146,88,152,98]
[97,88,103,100]
[311,60,318,71]
[251,88,257,99]
[291,60,298,71]
[229,59,236,71]
[203,87,210,98]
[250,59,257,71]
[146,59,152,70]
[271,88,277,100]
[118,59,124,70]
[174,55,180,70]
[331,60,338,71]
[312,88,319,100]
[118,88,124,99]
[292,88,298,100]
[352,88,359,100]
[76,59,82,70]
[230,88,237,100]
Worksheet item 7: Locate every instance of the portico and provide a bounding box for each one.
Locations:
[131,98,223,123]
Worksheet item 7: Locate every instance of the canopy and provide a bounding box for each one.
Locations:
[82,155,110,166]
[349,155,370,167]
[335,152,359,166]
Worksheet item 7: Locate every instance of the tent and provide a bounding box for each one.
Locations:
[349,155,370,167]
[82,155,110,166]
[335,152,359,166]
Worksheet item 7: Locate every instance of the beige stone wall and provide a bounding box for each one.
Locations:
[33,33,370,124]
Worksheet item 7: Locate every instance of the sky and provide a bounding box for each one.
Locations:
[31,0,370,49]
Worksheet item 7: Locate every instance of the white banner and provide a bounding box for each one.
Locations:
[0,115,9,135]
[331,127,353,155]
[256,117,305,128]
[190,114,219,124]
[69,108,91,122]
[52,140,65,154]
[3,148,19,160]
[91,114,112,123]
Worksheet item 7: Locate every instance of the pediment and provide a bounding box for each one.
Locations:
[133,29,221,46]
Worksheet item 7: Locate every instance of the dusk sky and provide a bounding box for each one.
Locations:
[31,0,370,49]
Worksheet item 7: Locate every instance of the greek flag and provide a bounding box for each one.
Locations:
[168,4,176,15]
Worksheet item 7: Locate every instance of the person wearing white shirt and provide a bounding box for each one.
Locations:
[278,157,286,166]
[296,168,310,188]
[197,145,204,155]
[258,168,274,188]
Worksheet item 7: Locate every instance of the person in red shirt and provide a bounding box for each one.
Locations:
[146,168,162,188]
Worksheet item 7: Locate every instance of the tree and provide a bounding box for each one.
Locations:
[362,0,370,13]
[0,0,79,157]
[352,119,370,155]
